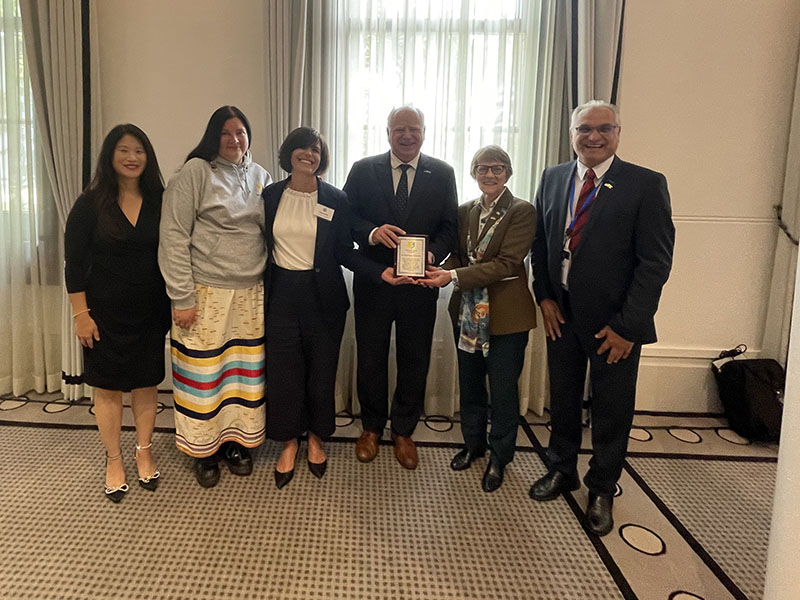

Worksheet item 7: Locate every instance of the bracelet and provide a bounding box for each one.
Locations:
[72,308,91,319]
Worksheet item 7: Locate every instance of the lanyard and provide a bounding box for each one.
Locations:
[566,177,600,232]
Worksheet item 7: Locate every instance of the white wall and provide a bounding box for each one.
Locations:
[95,0,800,413]
[96,0,269,179]
[617,0,800,411]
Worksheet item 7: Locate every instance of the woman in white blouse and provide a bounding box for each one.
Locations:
[263,127,396,488]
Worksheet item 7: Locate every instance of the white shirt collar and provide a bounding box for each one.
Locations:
[390,152,420,170]
[577,155,615,182]
[481,187,507,211]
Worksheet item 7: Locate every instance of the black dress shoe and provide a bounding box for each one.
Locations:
[529,469,580,501]
[274,468,295,489]
[194,456,220,488]
[220,442,253,476]
[308,459,327,479]
[481,455,504,493]
[585,493,614,536]
[450,447,486,471]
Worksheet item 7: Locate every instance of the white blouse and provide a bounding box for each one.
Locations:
[272,186,318,270]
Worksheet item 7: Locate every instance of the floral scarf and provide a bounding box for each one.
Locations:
[458,200,508,356]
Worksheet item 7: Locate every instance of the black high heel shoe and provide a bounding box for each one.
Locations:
[135,442,160,491]
[307,435,327,479]
[274,441,298,489]
[104,451,129,503]
[307,459,327,479]
[274,468,295,489]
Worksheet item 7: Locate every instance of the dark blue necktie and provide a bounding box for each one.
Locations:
[395,164,411,212]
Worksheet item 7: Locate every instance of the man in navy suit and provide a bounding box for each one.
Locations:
[530,100,675,535]
[344,106,458,470]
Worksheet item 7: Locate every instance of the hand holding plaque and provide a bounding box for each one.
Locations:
[394,235,428,278]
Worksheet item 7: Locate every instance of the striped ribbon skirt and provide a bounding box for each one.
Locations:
[170,282,266,457]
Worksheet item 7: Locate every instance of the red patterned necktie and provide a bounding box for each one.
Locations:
[568,168,596,251]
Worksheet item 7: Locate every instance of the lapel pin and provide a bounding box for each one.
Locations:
[604,182,613,189]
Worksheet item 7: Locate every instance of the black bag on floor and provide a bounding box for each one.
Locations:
[711,344,784,442]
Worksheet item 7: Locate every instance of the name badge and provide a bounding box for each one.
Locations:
[314,204,335,221]
[561,248,571,289]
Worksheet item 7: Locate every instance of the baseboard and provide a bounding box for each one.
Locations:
[636,355,722,412]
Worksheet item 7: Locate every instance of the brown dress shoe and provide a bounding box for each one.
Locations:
[391,433,418,470]
[355,430,379,463]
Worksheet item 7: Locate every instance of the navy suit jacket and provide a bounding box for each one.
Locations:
[531,156,675,344]
[343,151,458,270]
[263,177,384,319]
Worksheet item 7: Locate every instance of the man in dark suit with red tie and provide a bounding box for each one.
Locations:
[344,106,458,470]
[530,100,675,536]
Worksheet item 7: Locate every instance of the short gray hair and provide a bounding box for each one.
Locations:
[470,145,513,179]
[570,100,621,128]
[387,105,425,129]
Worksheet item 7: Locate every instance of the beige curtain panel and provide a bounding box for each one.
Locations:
[20,0,102,401]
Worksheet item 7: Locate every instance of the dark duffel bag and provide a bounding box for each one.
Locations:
[711,344,784,442]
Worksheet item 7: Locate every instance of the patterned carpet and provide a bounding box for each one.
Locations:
[1,427,623,600]
[0,394,778,600]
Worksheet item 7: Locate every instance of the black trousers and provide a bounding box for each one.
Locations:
[353,278,437,437]
[455,328,529,467]
[265,266,345,441]
[545,317,642,496]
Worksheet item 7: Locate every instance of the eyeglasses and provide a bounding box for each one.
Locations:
[573,124,619,135]
[476,165,507,175]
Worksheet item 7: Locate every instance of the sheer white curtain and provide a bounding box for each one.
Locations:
[263,0,623,417]
[320,0,554,416]
[0,0,61,396]
[20,0,102,400]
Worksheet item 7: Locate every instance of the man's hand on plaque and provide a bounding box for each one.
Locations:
[381,267,415,286]
[373,224,406,249]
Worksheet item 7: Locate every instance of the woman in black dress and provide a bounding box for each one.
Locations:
[65,124,170,503]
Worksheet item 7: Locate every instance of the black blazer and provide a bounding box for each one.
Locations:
[263,177,384,319]
[343,151,458,269]
[531,156,675,344]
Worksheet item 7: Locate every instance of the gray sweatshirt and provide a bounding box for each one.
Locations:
[158,153,272,309]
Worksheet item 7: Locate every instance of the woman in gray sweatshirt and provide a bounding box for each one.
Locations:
[158,106,272,488]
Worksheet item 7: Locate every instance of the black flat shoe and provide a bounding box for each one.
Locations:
[194,456,220,488]
[220,442,253,476]
[481,455,504,493]
[308,459,327,479]
[585,492,614,536]
[274,468,295,489]
[529,469,580,501]
[450,448,486,471]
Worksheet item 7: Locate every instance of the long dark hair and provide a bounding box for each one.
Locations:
[185,105,252,163]
[86,124,164,240]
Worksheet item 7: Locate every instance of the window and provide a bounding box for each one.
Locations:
[331,0,542,201]
[0,0,57,282]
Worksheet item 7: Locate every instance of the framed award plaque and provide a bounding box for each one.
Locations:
[394,235,428,278]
